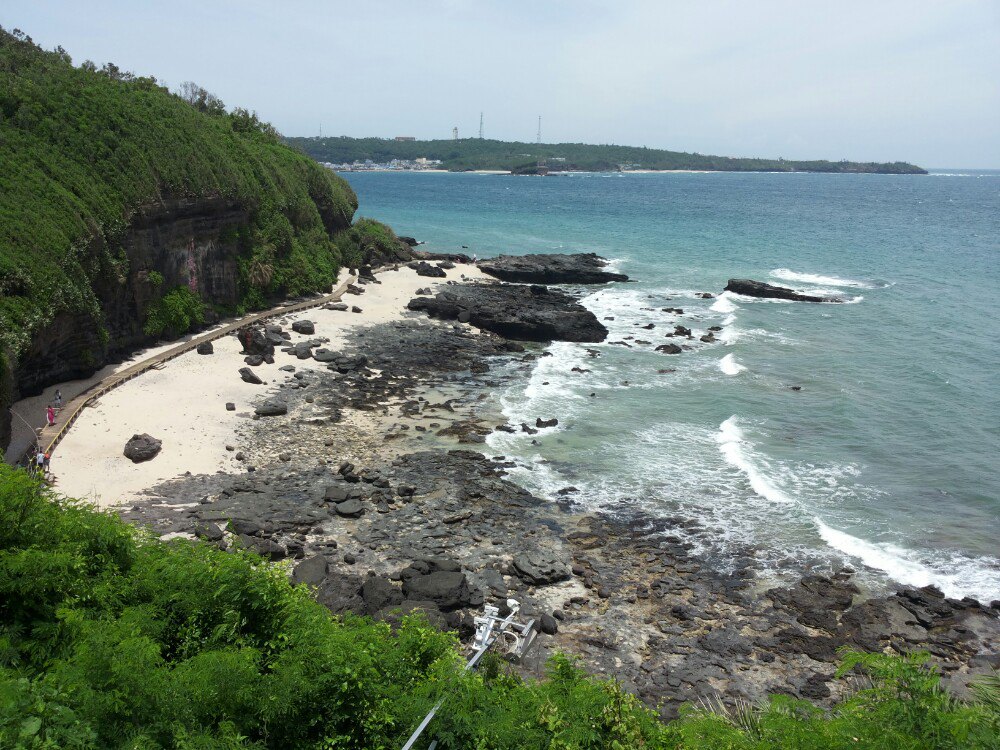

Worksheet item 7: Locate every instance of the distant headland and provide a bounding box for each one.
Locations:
[285,136,928,175]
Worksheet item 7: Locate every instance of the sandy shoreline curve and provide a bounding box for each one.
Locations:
[52,264,488,509]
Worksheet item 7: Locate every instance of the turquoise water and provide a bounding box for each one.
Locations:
[343,170,1000,601]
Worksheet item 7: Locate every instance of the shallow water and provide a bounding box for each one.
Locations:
[343,169,1000,601]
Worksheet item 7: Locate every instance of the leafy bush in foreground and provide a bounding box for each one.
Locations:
[0,463,996,749]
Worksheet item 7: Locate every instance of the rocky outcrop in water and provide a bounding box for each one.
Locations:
[479,253,629,284]
[407,283,608,342]
[725,279,843,303]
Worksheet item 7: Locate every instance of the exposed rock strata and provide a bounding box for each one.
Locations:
[479,253,629,284]
[407,283,608,342]
[725,279,843,303]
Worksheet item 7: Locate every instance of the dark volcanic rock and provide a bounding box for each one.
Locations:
[123,433,161,463]
[239,327,275,356]
[196,341,214,355]
[239,367,264,385]
[479,253,629,284]
[512,552,570,585]
[402,571,474,611]
[254,399,287,416]
[408,283,608,343]
[409,261,447,278]
[655,344,682,354]
[292,320,315,335]
[292,555,329,586]
[725,279,842,303]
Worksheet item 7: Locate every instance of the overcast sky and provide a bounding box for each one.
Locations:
[5,1,999,167]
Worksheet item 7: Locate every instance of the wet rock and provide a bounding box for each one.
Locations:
[123,433,161,463]
[725,279,843,303]
[536,417,559,428]
[478,253,629,284]
[408,283,608,343]
[655,344,682,354]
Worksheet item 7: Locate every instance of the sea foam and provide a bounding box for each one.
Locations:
[716,417,793,504]
[814,518,1000,602]
[718,353,745,375]
[770,268,875,289]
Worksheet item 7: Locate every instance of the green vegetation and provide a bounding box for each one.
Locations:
[333,217,403,268]
[287,136,927,175]
[0,27,358,361]
[142,287,205,338]
[1,463,997,749]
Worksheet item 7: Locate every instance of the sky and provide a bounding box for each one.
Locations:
[4,1,999,168]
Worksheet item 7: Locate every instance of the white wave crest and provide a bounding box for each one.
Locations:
[716,417,792,504]
[710,292,739,314]
[770,268,875,289]
[718,353,746,375]
[814,518,1000,602]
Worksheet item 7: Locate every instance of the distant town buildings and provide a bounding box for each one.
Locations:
[320,157,443,172]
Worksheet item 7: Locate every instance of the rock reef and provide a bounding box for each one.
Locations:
[725,278,843,303]
[478,253,629,284]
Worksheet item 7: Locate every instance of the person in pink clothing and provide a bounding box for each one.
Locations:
[46,405,55,426]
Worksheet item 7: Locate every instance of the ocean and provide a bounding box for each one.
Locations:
[342,169,1000,603]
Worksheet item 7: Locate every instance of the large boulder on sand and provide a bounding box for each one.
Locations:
[255,399,287,417]
[239,367,264,384]
[123,433,162,463]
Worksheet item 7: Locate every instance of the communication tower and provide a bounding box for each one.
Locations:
[536,115,541,144]
[479,112,484,139]
[452,126,458,140]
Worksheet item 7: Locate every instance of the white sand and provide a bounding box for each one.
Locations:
[54,264,489,508]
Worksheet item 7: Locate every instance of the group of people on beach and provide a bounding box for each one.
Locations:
[45,389,62,426]
[28,389,62,481]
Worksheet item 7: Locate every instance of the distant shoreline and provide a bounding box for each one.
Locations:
[333,168,925,176]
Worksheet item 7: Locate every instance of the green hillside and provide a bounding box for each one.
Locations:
[0,28,358,361]
[286,136,927,174]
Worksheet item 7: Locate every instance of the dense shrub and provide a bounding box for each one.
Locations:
[333,217,403,270]
[0,467,997,749]
[143,286,205,338]
[0,27,358,360]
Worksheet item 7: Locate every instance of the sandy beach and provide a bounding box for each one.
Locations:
[53,264,489,509]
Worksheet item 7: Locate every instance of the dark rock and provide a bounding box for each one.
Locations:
[402,571,474,611]
[655,344,682,354]
[352,306,363,314]
[540,613,559,635]
[239,327,275,357]
[335,499,365,517]
[239,367,264,385]
[194,523,223,541]
[512,552,570,586]
[292,320,315,335]
[362,575,403,613]
[292,555,329,586]
[254,399,287,417]
[536,417,559,428]
[123,433,161,463]
[196,341,214,355]
[325,303,349,312]
[408,283,608,343]
[725,279,843,303]
[225,402,236,411]
[409,260,447,278]
[244,354,265,367]
[478,253,629,284]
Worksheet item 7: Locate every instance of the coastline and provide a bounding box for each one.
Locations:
[38,254,999,719]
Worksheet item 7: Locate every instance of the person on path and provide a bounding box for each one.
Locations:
[54,389,62,408]
[35,450,45,474]
[46,405,55,426]
[43,452,51,473]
